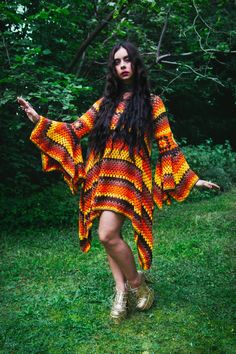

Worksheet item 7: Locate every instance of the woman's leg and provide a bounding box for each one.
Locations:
[98,210,141,289]
[107,254,126,291]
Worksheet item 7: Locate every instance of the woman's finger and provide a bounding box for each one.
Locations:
[17,97,26,105]
[208,182,220,190]
[17,97,31,108]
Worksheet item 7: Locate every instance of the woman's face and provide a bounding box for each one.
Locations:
[113,47,134,84]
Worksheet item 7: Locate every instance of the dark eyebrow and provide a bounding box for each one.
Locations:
[114,55,130,62]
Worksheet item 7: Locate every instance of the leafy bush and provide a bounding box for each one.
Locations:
[0,182,78,231]
[181,139,236,192]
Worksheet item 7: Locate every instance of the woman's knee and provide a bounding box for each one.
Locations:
[98,210,124,246]
[98,226,119,246]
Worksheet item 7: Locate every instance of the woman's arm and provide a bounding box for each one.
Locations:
[17,96,103,139]
[16,96,103,193]
[152,94,220,208]
[153,95,220,190]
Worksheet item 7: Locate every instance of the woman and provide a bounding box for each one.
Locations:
[17,41,220,324]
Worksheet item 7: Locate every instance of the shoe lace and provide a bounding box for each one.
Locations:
[112,289,127,308]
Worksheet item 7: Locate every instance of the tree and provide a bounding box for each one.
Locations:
[0,0,235,194]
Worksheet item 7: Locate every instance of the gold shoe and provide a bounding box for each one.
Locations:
[128,271,154,311]
[110,288,128,323]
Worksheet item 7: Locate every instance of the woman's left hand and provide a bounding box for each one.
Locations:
[195,179,220,190]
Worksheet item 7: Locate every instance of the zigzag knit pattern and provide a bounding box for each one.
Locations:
[30,93,199,270]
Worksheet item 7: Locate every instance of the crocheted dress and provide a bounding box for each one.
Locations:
[30,92,199,270]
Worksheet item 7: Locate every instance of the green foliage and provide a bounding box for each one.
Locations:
[0,0,235,195]
[1,67,93,119]
[181,139,236,191]
[0,182,78,230]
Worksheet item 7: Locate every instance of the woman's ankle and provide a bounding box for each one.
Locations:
[128,272,142,289]
[115,283,127,292]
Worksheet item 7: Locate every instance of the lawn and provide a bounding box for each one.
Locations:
[0,188,235,353]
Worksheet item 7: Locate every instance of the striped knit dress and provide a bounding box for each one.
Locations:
[30,92,199,270]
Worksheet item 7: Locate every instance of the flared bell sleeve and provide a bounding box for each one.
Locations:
[152,95,199,209]
[30,97,103,194]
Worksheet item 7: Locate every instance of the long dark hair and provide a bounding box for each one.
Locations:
[89,41,153,159]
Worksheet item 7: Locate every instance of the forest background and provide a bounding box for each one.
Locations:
[1,0,236,202]
[1,1,236,352]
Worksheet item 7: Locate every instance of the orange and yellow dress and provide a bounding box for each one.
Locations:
[30,92,199,270]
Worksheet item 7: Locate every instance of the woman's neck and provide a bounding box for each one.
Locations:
[120,82,134,93]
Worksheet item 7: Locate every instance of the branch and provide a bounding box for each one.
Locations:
[156,7,171,62]
[159,60,225,87]
[160,71,186,95]
[150,50,236,63]
[75,50,86,78]
[66,1,133,73]
[1,34,11,67]
[192,0,229,36]
[192,2,207,53]
[152,1,232,89]
[191,0,232,55]
[154,2,236,64]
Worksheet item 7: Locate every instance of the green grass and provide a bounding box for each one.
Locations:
[0,188,235,353]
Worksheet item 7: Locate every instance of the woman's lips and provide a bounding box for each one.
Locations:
[121,71,129,76]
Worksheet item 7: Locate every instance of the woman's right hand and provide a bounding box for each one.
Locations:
[17,97,40,124]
